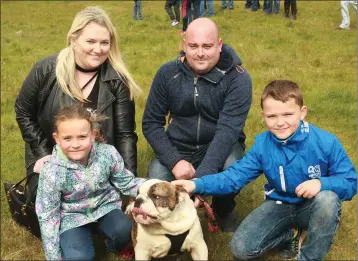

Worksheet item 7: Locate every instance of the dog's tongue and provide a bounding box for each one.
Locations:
[132,207,148,219]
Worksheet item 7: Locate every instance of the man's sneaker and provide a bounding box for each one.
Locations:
[214,212,239,233]
[171,20,179,27]
[280,227,304,259]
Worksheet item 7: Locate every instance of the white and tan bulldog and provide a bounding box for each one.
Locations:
[126,179,208,261]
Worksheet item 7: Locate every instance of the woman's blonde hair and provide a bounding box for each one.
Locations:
[56,6,141,102]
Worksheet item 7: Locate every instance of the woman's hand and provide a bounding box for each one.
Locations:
[33,155,52,173]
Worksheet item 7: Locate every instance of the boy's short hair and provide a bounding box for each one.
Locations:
[260,80,304,109]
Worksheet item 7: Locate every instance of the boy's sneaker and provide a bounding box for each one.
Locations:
[214,212,239,233]
[280,227,305,259]
[171,20,179,27]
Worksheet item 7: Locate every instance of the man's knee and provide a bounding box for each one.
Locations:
[148,159,175,181]
[223,142,245,170]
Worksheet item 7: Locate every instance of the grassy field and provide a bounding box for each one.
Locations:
[1,1,356,260]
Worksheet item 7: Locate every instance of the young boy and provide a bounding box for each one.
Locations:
[173,80,357,260]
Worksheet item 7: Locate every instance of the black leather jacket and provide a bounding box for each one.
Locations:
[15,54,138,175]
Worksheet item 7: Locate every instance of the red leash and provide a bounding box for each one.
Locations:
[195,195,219,233]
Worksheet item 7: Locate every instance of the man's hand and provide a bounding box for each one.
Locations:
[34,155,52,173]
[295,179,321,199]
[172,160,195,180]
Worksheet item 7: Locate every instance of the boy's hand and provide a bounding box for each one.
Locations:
[172,179,196,194]
[295,179,321,199]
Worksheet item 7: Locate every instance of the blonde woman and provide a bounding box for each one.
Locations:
[15,6,141,199]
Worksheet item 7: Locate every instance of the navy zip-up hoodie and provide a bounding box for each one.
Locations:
[142,44,252,177]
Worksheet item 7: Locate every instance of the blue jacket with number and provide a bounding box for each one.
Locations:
[194,121,357,203]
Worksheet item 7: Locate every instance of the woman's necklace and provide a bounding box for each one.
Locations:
[81,71,99,90]
[75,64,100,90]
[75,63,100,73]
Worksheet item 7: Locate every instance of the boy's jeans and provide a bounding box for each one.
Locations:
[200,0,214,16]
[264,0,280,13]
[230,191,341,261]
[222,0,234,9]
[148,142,245,217]
[60,209,132,260]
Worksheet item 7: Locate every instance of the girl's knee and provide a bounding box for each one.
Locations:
[112,217,132,239]
[62,247,95,260]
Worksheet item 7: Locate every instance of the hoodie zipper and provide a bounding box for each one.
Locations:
[85,168,96,219]
[279,166,287,192]
[193,78,201,150]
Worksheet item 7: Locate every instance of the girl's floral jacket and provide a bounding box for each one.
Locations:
[35,142,145,260]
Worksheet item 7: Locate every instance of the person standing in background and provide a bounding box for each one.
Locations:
[335,0,357,29]
[200,0,214,17]
[165,0,180,26]
[181,0,200,35]
[133,0,143,20]
[264,0,280,15]
[222,0,234,9]
[284,0,297,19]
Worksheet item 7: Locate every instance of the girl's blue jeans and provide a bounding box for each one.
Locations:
[230,191,341,261]
[60,209,132,260]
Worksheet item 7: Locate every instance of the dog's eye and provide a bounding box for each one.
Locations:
[153,195,161,199]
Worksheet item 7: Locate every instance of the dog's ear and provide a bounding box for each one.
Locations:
[175,185,189,204]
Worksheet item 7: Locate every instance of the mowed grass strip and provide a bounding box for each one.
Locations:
[1,1,356,260]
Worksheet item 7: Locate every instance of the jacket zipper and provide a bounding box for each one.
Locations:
[85,168,96,219]
[194,78,201,150]
[279,166,287,192]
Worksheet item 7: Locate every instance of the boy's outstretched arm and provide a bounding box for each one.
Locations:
[174,143,263,196]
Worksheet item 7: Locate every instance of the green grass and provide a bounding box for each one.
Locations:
[1,1,356,260]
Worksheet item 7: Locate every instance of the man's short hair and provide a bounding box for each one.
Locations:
[260,80,303,109]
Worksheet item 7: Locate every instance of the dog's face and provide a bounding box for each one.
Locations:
[131,179,186,222]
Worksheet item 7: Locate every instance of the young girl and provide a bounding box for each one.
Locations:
[35,104,145,260]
